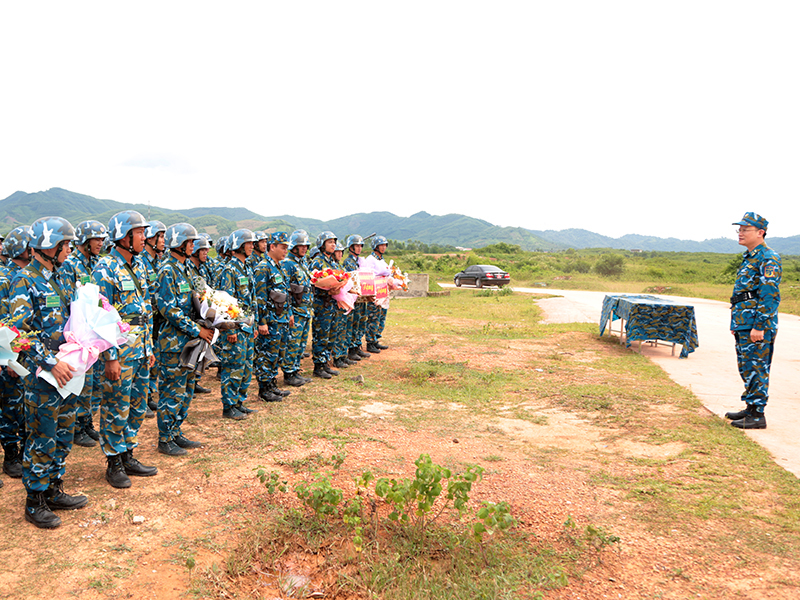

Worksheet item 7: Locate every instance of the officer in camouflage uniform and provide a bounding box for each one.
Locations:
[156,223,215,456]
[143,220,166,416]
[342,235,370,364]
[282,231,313,386]
[254,232,294,400]
[10,217,87,528]
[330,241,353,369]
[365,236,390,354]
[247,231,268,270]
[216,229,259,419]
[725,212,781,430]
[60,220,108,447]
[93,211,158,487]
[0,227,33,482]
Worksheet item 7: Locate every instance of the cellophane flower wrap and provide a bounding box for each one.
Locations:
[0,320,35,377]
[358,255,393,308]
[311,268,349,292]
[38,282,131,398]
[388,261,409,291]
[193,287,253,331]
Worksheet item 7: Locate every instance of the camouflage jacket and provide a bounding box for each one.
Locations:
[342,254,360,272]
[217,257,257,334]
[0,262,25,318]
[92,247,153,361]
[282,253,313,317]
[731,243,781,332]
[9,259,71,373]
[254,254,292,324]
[60,249,98,302]
[156,255,201,353]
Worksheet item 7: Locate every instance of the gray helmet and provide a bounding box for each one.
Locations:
[345,234,364,249]
[165,223,200,249]
[145,220,167,239]
[216,235,229,254]
[2,226,33,259]
[199,232,214,247]
[229,228,256,252]
[108,210,148,242]
[75,220,109,246]
[372,235,388,250]
[254,230,268,242]
[316,230,336,250]
[334,241,345,253]
[289,230,310,251]
[30,217,76,250]
[308,246,320,260]
[193,236,211,253]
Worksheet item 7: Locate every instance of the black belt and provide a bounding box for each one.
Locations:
[124,315,145,326]
[731,290,758,306]
[42,337,63,352]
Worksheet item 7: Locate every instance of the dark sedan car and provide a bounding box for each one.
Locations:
[453,265,511,288]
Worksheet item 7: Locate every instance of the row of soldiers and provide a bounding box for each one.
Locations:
[0,211,390,528]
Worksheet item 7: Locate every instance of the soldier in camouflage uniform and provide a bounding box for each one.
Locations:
[143,220,166,416]
[330,241,353,369]
[190,234,216,288]
[60,220,108,447]
[10,217,87,528]
[365,236,390,353]
[342,235,370,364]
[156,223,215,456]
[310,232,340,379]
[254,232,294,400]
[216,229,259,419]
[247,231,268,271]
[0,226,33,482]
[725,212,781,430]
[282,231,313,387]
[93,211,158,487]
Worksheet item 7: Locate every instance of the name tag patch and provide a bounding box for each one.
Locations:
[121,279,136,291]
[149,273,157,282]
[179,282,191,293]
[80,275,90,285]
[238,276,249,286]
[45,295,60,308]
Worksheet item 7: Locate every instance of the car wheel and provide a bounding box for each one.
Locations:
[475,279,483,289]
[455,278,461,287]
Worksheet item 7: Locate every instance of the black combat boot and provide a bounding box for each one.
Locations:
[46,478,88,510]
[73,417,97,448]
[366,342,381,354]
[270,379,291,397]
[731,407,767,430]
[347,348,362,362]
[284,372,307,387]
[194,383,211,394]
[235,402,258,415]
[122,450,158,477]
[147,396,158,412]
[84,416,100,441]
[3,443,22,478]
[174,434,203,448]
[313,364,332,379]
[105,454,132,488]
[158,439,188,456]
[375,341,388,350]
[25,491,62,529]
[222,405,247,419]
[357,347,370,358]
[725,406,750,420]
[323,363,339,376]
[332,357,349,369]
[257,381,283,402]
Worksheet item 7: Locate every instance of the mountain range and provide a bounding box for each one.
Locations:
[2,188,798,255]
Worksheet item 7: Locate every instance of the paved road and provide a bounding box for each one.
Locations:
[443,284,800,478]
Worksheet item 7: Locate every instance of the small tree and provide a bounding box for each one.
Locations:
[594,254,625,277]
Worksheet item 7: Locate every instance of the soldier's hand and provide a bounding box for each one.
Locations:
[51,360,77,387]
[289,315,295,328]
[199,327,215,343]
[750,329,765,343]
[258,324,270,336]
[105,359,122,381]
[227,333,238,343]
[149,354,156,368]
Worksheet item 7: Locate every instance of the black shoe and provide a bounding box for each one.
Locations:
[725,407,750,420]
[105,454,132,489]
[73,428,97,448]
[145,405,155,419]
[366,343,381,354]
[284,373,307,387]
[375,342,388,350]
[269,380,291,397]
[313,364,332,380]
[731,412,767,430]
[194,383,211,394]
[235,402,258,415]
[348,349,362,362]
[344,357,357,366]
[257,381,284,402]
[222,406,247,420]
[323,363,340,376]
[122,450,158,477]
[84,418,100,441]
[175,434,204,448]
[147,398,158,412]
[25,492,61,529]
[357,347,370,358]
[46,479,88,510]
[158,440,188,456]
[303,352,311,358]
[3,443,22,478]
[333,358,350,369]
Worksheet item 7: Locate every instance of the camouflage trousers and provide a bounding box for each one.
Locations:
[255,321,290,382]
[21,375,79,493]
[218,332,254,409]
[366,303,388,343]
[347,303,368,350]
[285,312,311,374]
[332,305,349,360]
[157,352,196,443]
[312,296,336,364]
[96,356,150,456]
[0,370,25,448]
[75,362,100,420]
[734,329,776,412]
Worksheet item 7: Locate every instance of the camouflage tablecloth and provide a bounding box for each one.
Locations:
[599,294,699,358]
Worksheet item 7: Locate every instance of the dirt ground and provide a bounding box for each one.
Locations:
[1,327,799,599]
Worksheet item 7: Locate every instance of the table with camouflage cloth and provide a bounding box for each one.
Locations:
[599,294,699,359]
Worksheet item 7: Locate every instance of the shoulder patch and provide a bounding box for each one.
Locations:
[764,265,779,278]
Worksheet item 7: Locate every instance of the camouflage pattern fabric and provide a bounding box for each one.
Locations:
[157,351,195,443]
[143,249,163,402]
[331,305,348,360]
[734,330,776,412]
[255,323,290,382]
[600,294,698,359]
[284,314,310,374]
[310,253,338,364]
[96,357,149,454]
[347,302,368,350]
[366,303,387,344]
[254,255,292,380]
[0,264,25,449]
[730,244,781,332]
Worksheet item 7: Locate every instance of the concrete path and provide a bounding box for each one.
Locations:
[442,284,800,478]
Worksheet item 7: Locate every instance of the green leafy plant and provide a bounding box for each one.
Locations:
[253,467,288,495]
[295,474,343,517]
[473,501,517,563]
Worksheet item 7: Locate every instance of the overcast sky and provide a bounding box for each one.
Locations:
[1,2,798,242]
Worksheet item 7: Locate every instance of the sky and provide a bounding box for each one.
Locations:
[1,2,798,242]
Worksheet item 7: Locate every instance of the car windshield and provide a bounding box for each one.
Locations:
[479,266,504,273]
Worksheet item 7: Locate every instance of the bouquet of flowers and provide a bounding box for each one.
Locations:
[193,288,253,331]
[38,283,132,398]
[311,268,349,292]
[0,319,36,377]
[388,261,410,291]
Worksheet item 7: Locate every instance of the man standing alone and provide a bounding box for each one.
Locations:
[726,212,781,430]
